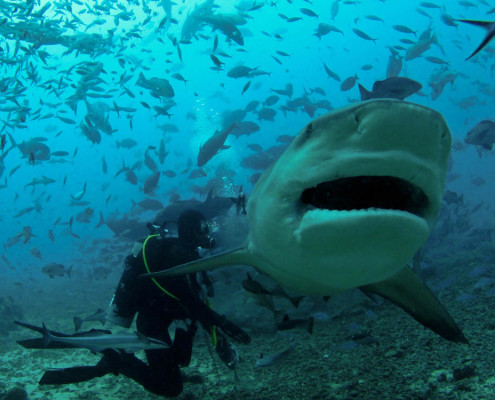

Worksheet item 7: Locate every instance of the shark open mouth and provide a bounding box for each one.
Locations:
[300,176,429,218]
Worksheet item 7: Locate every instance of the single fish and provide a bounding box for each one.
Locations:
[277,314,314,335]
[256,339,295,367]
[197,123,236,167]
[16,321,168,353]
[41,263,72,279]
[358,77,422,100]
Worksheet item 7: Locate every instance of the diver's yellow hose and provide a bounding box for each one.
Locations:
[142,235,181,301]
[142,234,217,344]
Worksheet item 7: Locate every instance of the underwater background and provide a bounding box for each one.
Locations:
[0,0,495,399]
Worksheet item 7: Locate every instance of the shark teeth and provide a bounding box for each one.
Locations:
[300,176,429,218]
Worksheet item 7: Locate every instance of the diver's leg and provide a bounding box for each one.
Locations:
[40,366,108,385]
[39,350,121,385]
[133,313,184,397]
[172,326,195,367]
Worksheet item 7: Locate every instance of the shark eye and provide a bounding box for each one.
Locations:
[300,176,429,217]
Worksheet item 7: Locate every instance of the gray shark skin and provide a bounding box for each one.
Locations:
[145,99,467,343]
[16,321,169,353]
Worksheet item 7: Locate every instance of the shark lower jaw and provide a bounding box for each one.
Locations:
[290,208,429,292]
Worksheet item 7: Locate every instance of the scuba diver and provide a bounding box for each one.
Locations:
[39,209,251,397]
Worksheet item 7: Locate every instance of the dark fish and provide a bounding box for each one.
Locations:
[231,121,260,137]
[352,28,377,42]
[241,80,251,95]
[134,198,164,211]
[41,263,72,279]
[425,56,449,65]
[264,95,280,106]
[245,100,260,112]
[197,123,236,167]
[248,143,263,152]
[340,75,358,91]
[153,189,237,226]
[116,138,138,148]
[136,72,174,98]
[256,339,295,367]
[172,73,188,85]
[358,77,422,100]
[277,314,314,335]
[242,273,303,312]
[314,23,333,39]
[143,172,160,194]
[392,25,417,36]
[193,14,244,45]
[257,107,276,121]
[50,151,69,157]
[300,8,318,18]
[458,19,495,60]
[227,65,255,79]
[74,308,107,331]
[189,169,207,179]
[210,54,224,68]
[14,207,34,218]
[464,120,495,150]
[419,2,441,8]
[323,63,341,81]
[405,29,438,60]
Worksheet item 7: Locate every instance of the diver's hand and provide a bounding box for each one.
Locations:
[216,316,251,344]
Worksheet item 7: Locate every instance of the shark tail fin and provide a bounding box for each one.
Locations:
[361,266,468,343]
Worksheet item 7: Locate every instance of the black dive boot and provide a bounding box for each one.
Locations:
[172,327,195,367]
[39,349,122,385]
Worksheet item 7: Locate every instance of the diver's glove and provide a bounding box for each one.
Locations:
[215,315,251,344]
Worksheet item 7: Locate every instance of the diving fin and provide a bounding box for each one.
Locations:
[361,265,468,343]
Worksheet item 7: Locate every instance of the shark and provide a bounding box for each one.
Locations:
[146,99,467,343]
[15,321,169,353]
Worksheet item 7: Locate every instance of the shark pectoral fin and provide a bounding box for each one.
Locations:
[144,246,253,279]
[361,266,468,343]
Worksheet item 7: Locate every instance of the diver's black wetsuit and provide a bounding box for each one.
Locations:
[40,226,250,397]
[109,235,209,396]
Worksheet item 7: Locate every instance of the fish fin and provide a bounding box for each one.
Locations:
[361,266,468,343]
[289,295,305,308]
[466,29,495,60]
[144,245,253,278]
[74,316,83,332]
[358,84,371,101]
[42,322,53,347]
[458,19,495,29]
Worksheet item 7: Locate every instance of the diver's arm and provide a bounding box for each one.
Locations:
[106,255,140,328]
[182,295,250,344]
